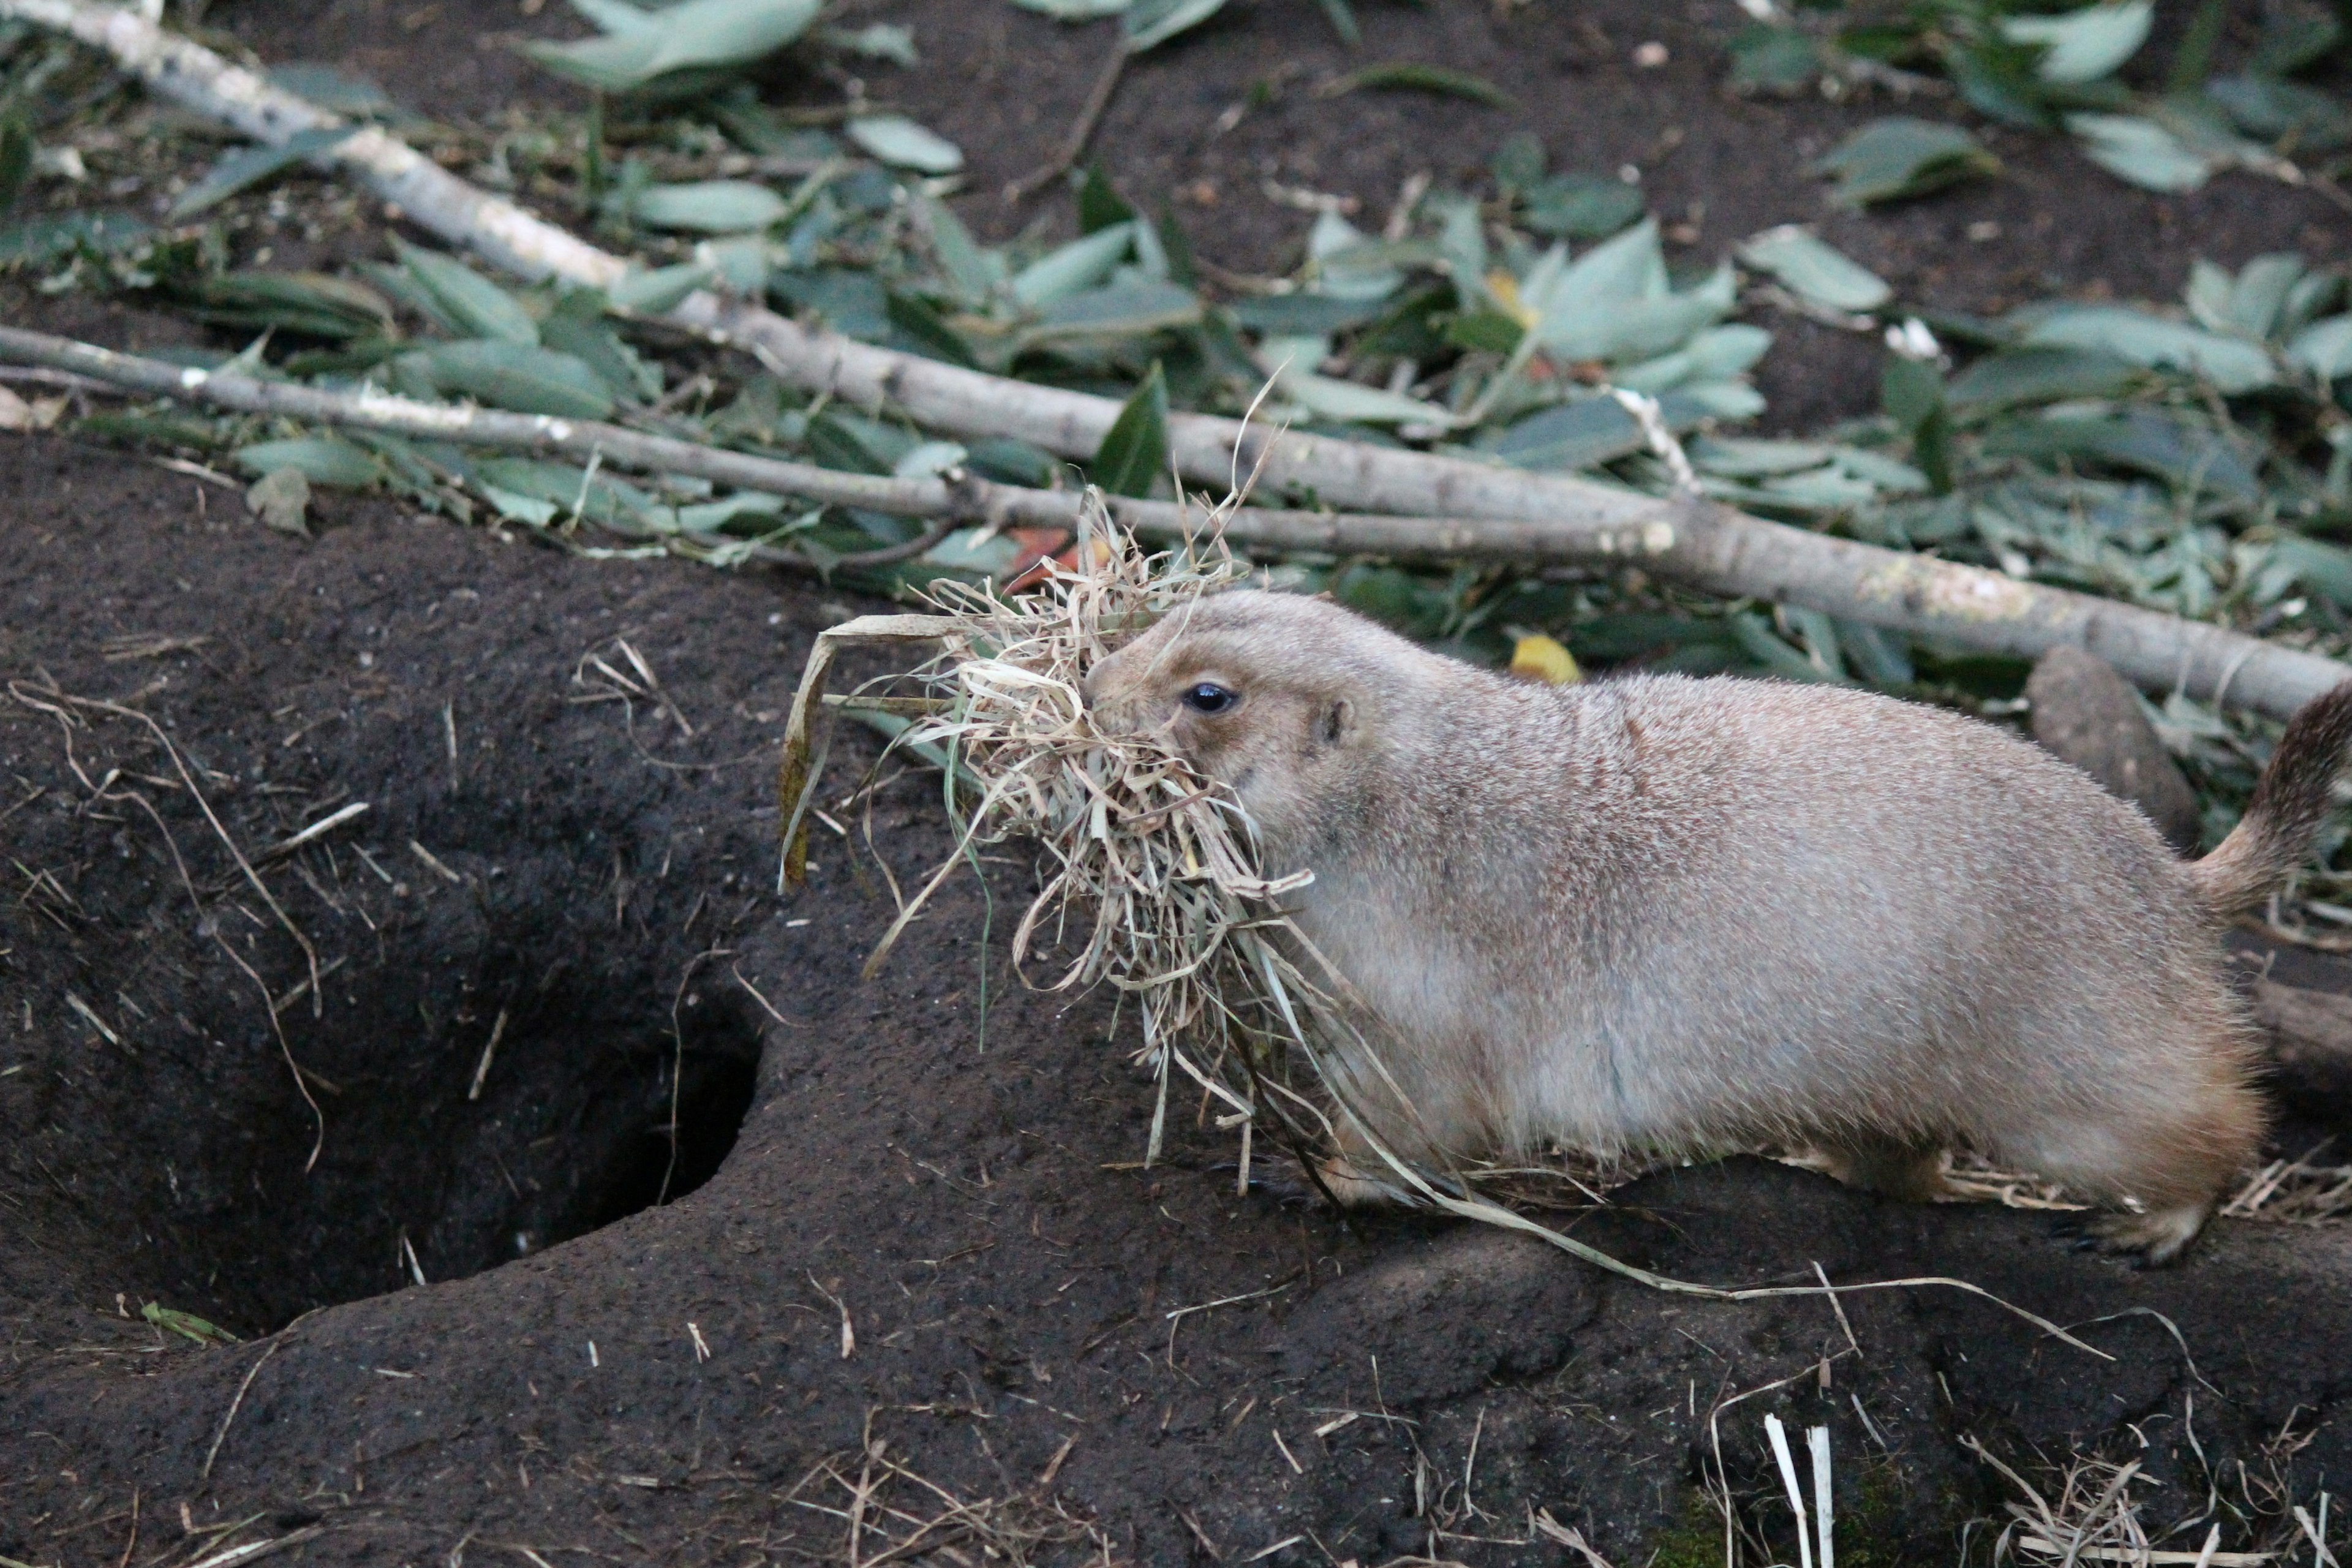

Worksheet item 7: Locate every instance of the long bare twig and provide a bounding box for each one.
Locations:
[0,324,1684,570]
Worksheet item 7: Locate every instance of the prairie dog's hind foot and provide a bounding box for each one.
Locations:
[2064,1202,2215,1267]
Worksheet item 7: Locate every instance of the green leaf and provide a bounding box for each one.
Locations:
[1121,0,1226,52]
[168,126,355,221]
[393,237,538,345]
[1077,165,1136,235]
[1882,356,1952,492]
[1153,203,1199,289]
[886,290,979,368]
[1012,222,1136,309]
[1520,173,1645,240]
[1736,225,1891,314]
[2204,74,2352,149]
[540,307,663,401]
[1814,118,1999,206]
[1230,293,1390,336]
[0,114,32,219]
[175,271,395,339]
[1025,279,1203,343]
[2289,315,2352,380]
[521,0,821,92]
[2064,113,2214,191]
[1945,345,2139,411]
[410,341,619,417]
[1983,407,2259,499]
[1444,309,1527,354]
[263,64,402,119]
[845,113,963,173]
[606,260,718,314]
[1322,62,1517,109]
[1092,361,1169,498]
[820,22,917,66]
[1998,1,2152,83]
[623,178,788,232]
[1727,24,1819,94]
[234,435,388,488]
[1945,39,2059,129]
[1011,0,1131,15]
[2016,304,2275,393]
[1484,397,1649,470]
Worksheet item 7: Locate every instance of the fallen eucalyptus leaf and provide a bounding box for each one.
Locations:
[1012,222,1136,309]
[1998,1,2152,84]
[1122,0,1226,51]
[1092,361,1170,497]
[1736,225,1892,314]
[1520,173,1645,240]
[235,435,388,489]
[1727,23,1819,94]
[2288,315,2352,380]
[176,270,394,339]
[410,341,620,418]
[845,113,963,174]
[1025,279,1203,344]
[2017,304,2275,393]
[821,23,916,66]
[1321,62,1517,109]
[606,260,718,314]
[624,179,790,232]
[522,0,821,91]
[394,237,538,345]
[168,125,355,220]
[2065,113,2213,192]
[1814,118,1998,206]
[0,115,36,219]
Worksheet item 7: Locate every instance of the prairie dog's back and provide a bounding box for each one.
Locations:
[1081,587,2287,1259]
[1286,669,2214,1156]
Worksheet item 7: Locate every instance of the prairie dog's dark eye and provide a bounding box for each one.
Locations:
[1182,682,1238,714]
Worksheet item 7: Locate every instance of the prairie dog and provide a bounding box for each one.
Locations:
[1082,590,2352,1262]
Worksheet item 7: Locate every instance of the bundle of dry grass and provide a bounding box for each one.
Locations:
[779,492,1361,1194]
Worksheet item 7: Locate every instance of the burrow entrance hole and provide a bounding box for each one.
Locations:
[139,909,764,1335]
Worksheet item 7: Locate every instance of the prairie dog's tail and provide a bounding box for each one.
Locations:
[2188,680,2352,916]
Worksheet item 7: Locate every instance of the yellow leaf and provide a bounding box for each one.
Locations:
[1510,634,1581,685]
[1485,270,1538,328]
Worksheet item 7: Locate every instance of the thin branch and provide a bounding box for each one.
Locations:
[0,324,1683,570]
[1003,33,1128,205]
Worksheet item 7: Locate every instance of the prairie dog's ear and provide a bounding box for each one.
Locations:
[1320,696,1354,747]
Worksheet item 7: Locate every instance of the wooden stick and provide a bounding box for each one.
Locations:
[0,323,1684,568]
[6,0,2348,718]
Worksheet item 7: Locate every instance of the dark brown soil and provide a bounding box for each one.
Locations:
[8,439,2352,1566]
[11,2,2352,1562]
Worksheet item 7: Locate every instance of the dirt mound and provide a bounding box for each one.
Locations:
[5,437,2352,1564]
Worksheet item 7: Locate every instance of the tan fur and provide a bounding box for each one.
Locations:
[1081,590,2348,1264]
